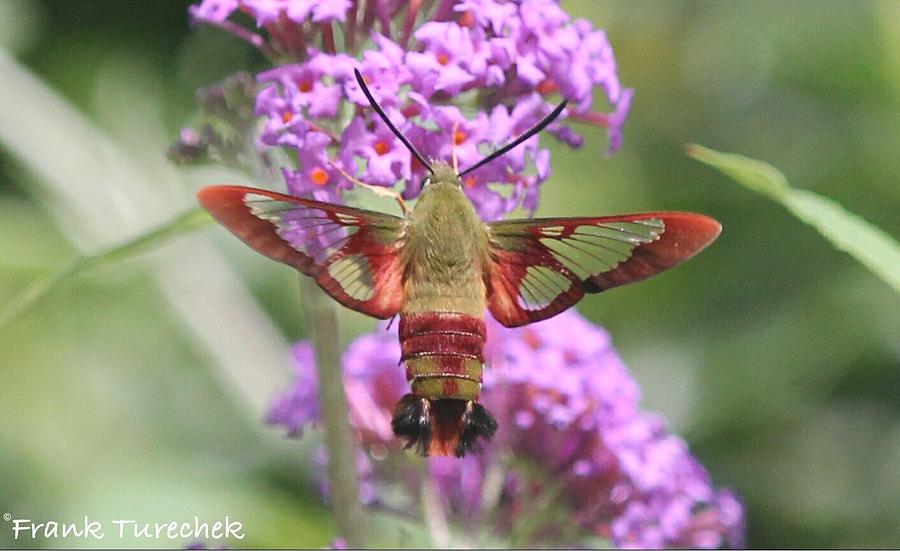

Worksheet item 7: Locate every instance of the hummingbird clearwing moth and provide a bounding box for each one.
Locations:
[198,69,721,457]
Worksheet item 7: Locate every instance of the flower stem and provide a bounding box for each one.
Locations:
[217,19,276,59]
[421,465,450,547]
[301,277,366,547]
[320,22,337,54]
[400,0,423,49]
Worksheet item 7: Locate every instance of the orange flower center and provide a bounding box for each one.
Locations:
[458,11,475,28]
[536,78,559,95]
[523,329,542,350]
[281,111,294,123]
[437,53,451,66]
[453,130,467,145]
[464,176,477,189]
[374,140,390,155]
[298,79,314,93]
[310,167,329,186]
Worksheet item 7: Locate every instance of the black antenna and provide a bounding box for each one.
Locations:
[353,69,434,174]
[459,100,568,178]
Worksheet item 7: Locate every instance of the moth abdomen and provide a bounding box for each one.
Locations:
[392,311,495,456]
[399,311,485,400]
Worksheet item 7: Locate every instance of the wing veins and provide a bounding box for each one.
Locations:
[520,269,562,303]
[492,235,610,282]
[279,224,352,250]
[297,223,352,238]
[491,219,663,241]
[545,237,620,272]
[531,242,594,277]
[248,205,335,220]
[329,258,367,282]
[570,229,653,244]
[517,277,543,309]
[278,208,398,229]
[279,220,343,231]
[248,202,387,228]
[528,266,574,295]
[578,223,660,240]
[558,234,633,258]
[518,274,560,310]
[312,232,356,256]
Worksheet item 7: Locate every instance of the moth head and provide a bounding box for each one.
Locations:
[428,162,462,188]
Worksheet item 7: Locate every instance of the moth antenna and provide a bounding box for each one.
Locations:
[459,100,568,178]
[353,69,434,174]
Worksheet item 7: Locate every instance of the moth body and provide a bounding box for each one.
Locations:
[197,70,721,458]
[396,166,495,455]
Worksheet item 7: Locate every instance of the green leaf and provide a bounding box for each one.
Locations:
[687,144,900,293]
[0,207,214,331]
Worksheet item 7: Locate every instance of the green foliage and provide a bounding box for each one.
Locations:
[0,208,213,332]
[688,144,900,293]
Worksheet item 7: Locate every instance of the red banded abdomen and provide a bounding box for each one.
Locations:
[399,312,485,401]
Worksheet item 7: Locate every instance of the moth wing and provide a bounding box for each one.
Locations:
[198,185,407,318]
[485,213,721,327]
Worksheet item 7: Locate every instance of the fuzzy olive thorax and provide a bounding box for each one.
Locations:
[400,162,490,313]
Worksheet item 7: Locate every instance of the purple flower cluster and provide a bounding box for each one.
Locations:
[187,0,632,219]
[268,310,744,548]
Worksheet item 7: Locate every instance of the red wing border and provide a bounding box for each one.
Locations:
[198,185,407,318]
[485,212,721,327]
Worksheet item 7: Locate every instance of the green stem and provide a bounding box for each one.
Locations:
[421,465,451,547]
[505,455,582,547]
[0,207,213,332]
[300,277,366,547]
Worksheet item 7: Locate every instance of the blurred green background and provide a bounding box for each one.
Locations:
[1,0,898,547]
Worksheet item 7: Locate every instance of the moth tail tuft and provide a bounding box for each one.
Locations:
[391,394,432,456]
[456,401,498,457]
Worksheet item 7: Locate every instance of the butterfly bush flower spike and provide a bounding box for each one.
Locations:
[269,311,745,548]
[181,0,633,219]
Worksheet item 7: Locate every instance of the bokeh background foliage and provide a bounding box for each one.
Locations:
[1,0,898,548]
